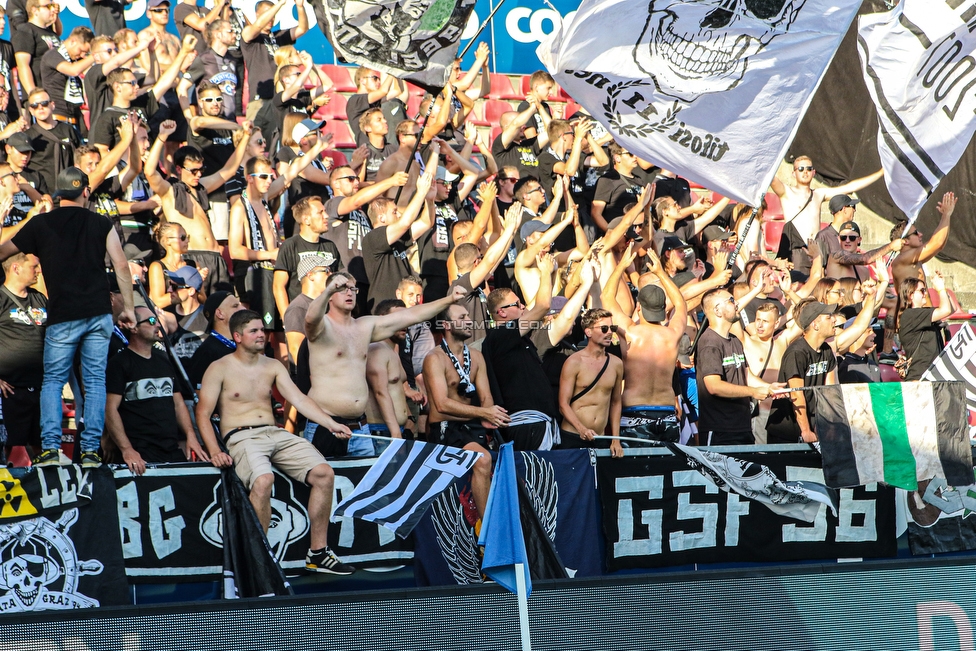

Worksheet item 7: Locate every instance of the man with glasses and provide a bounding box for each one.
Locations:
[241,0,310,120]
[537,117,607,203]
[139,0,181,55]
[12,0,61,97]
[303,272,467,458]
[771,155,884,275]
[556,307,623,453]
[105,306,205,475]
[0,161,48,243]
[0,166,136,468]
[697,287,780,445]
[820,198,903,280]
[187,20,238,120]
[890,190,956,292]
[24,88,79,193]
[347,67,397,145]
[84,34,154,121]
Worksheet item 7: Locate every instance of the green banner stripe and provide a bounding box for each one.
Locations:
[868,383,917,490]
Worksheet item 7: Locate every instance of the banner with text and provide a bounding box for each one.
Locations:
[857,1,976,219]
[537,0,861,205]
[597,452,896,572]
[116,461,413,582]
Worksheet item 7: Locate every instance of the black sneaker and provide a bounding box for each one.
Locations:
[32,449,61,467]
[305,547,356,575]
[80,451,102,468]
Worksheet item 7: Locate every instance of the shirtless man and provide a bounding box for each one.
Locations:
[742,302,802,442]
[557,308,624,456]
[602,245,687,446]
[770,156,883,274]
[304,272,467,458]
[196,309,356,575]
[146,119,248,292]
[365,299,412,452]
[423,303,506,517]
[375,120,422,204]
[890,191,955,291]
[515,208,573,307]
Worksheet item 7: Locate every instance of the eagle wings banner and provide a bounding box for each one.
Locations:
[537,0,862,205]
[310,0,476,89]
[857,1,976,219]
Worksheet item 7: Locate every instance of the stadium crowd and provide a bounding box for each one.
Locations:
[0,0,962,574]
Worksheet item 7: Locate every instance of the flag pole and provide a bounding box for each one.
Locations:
[691,205,760,351]
[456,0,508,62]
[514,562,532,651]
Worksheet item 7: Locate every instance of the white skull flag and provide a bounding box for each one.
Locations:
[857,1,976,220]
[537,0,861,205]
[310,0,476,90]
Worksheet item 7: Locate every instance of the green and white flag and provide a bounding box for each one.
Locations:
[814,382,973,490]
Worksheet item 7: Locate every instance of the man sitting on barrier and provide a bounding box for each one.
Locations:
[196,309,356,575]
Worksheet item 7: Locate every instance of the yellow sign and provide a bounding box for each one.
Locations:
[0,469,38,519]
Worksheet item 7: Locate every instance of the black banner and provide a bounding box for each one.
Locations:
[116,461,414,582]
[597,452,897,572]
[0,468,129,613]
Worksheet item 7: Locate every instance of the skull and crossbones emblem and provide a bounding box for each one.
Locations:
[634,0,806,102]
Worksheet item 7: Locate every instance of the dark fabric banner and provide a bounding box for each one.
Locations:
[597,452,897,572]
[0,467,130,613]
[116,461,414,583]
[414,449,603,586]
[788,1,976,264]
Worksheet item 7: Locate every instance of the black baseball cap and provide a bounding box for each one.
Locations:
[203,291,233,332]
[5,132,34,153]
[829,194,859,214]
[52,167,88,200]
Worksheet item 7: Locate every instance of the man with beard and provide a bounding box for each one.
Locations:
[742,302,803,442]
[365,299,412,452]
[196,309,356,575]
[304,272,467,458]
[423,303,505,518]
[105,306,206,474]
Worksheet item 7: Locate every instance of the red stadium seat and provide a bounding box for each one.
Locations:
[764,219,785,253]
[563,99,580,120]
[405,81,426,97]
[520,75,532,96]
[406,93,422,119]
[879,363,903,383]
[323,120,357,149]
[321,64,358,93]
[489,73,522,100]
[483,99,512,125]
[764,191,783,218]
[316,93,347,121]
[928,288,970,320]
[468,100,490,127]
[490,125,502,144]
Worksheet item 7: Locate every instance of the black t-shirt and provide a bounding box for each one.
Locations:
[482,324,558,418]
[364,140,397,182]
[6,0,28,29]
[86,0,127,36]
[766,338,836,443]
[188,49,238,120]
[839,352,881,384]
[417,204,455,291]
[188,127,234,203]
[186,333,235,389]
[451,273,489,343]
[273,144,330,205]
[11,22,59,88]
[491,134,541,180]
[241,29,296,101]
[40,45,84,117]
[0,286,47,386]
[515,99,552,135]
[899,307,943,382]
[0,39,18,123]
[83,63,111,123]
[325,195,372,285]
[26,122,79,194]
[274,234,343,301]
[106,348,182,461]
[362,225,411,311]
[11,206,113,325]
[535,148,586,203]
[346,92,379,144]
[7,168,45,219]
[90,102,158,152]
[695,327,751,433]
[173,3,206,50]
[593,169,641,223]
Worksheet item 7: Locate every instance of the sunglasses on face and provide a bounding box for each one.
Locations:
[334,175,358,182]
[136,316,158,326]
[596,324,618,334]
[183,167,204,176]
[168,234,188,241]
[119,79,139,87]
[202,96,223,103]
[250,173,275,180]
[254,139,266,146]
[29,99,52,109]
[795,165,814,172]
[839,235,858,242]
[498,300,524,311]
[149,7,169,12]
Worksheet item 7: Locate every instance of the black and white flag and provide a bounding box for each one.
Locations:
[333,438,482,538]
[857,1,976,219]
[923,323,976,420]
[537,0,861,205]
[311,0,476,89]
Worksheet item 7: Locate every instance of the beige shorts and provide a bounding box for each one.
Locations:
[225,425,327,489]
[209,201,230,241]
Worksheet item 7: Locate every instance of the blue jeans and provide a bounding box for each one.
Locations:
[40,314,113,452]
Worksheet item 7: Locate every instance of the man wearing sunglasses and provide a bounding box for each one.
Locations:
[890,191,956,292]
[24,88,79,195]
[771,155,883,276]
[0,166,136,468]
[11,0,61,98]
[821,205,902,281]
[38,25,93,137]
[186,20,238,121]
[84,34,155,122]
[105,307,206,475]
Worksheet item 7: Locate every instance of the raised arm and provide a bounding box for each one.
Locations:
[549,260,596,344]
[386,165,434,244]
[292,0,309,39]
[202,122,252,193]
[690,196,730,235]
[822,168,884,199]
[144,120,175,198]
[931,271,953,322]
[242,0,284,42]
[371,285,467,341]
[282,51,316,102]
[304,274,347,342]
[56,53,95,78]
[831,237,903,267]
[918,191,955,264]
[336,172,408,215]
[600,244,637,325]
[500,97,538,149]
[181,0,227,33]
[602,184,651,250]
[469,202,520,288]
[152,35,196,101]
[519,253,554,334]
[649,249,687,336]
[88,117,136,189]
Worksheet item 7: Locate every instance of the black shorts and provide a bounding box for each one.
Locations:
[431,420,491,449]
[620,407,680,446]
[1,385,41,448]
[705,430,755,446]
[184,250,231,296]
[498,421,549,451]
[557,428,612,450]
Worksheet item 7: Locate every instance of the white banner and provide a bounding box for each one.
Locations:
[858,1,976,219]
[536,0,861,205]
